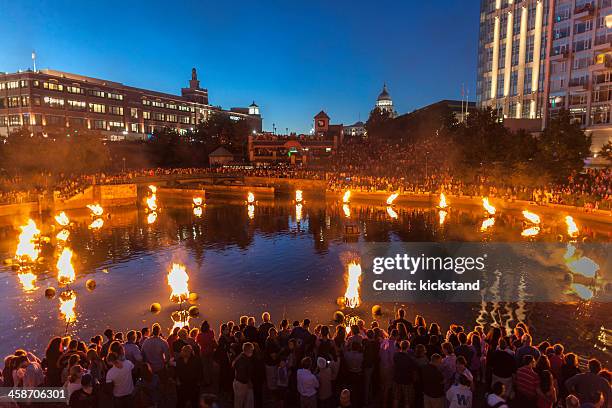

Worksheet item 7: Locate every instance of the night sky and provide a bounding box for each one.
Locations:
[0,0,479,133]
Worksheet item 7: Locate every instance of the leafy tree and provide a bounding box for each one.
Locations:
[536,110,591,181]
[599,140,612,161]
[365,107,394,139]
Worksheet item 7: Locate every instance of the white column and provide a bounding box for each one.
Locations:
[530,0,544,118]
[516,5,529,118]
[504,11,514,97]
[491,16,501,99]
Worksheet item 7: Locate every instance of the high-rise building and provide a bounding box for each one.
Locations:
[477,0,612,156]
[375,84,397,117]
[0,67,262,140]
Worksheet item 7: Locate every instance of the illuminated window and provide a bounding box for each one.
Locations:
[130,108,138,118]
[43,82,63,91]
[142,98,151,106]
[93,120,106,130]
[152,112,165,121]
[89,89,105,98]
[43,96,65,108]
[67,100,86,111]
[88,103,106,113]
[67,86,84,94]
[166,103,177,110]
[107,92,124,100]
[21,96,29,107]
[152,101,164,108]
[166,114,177,122]
[109,106,124,115]
[130,123,139,132]
[108,121,124,130]
[143,111,151,119]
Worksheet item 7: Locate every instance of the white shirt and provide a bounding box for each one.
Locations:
[106,359,134,397]
[486,393,509,408]
[297,368,319,397]
[446,384,472,408]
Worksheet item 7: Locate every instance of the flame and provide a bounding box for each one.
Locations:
[147,212,157,224]
[521,226,540,237]
[480,217,495,232]
[571,283,593,301]
[18,271,37,292]
[482,197,496,215]
[296,204,303,222]
[565,216,579,237]
[566,256,600,278]
[167,263,189,303]
[386,206,398,219]
[193,206,203,217]
[439,193,448,209]
[439,210,448,225]
[56,229,70,242]
[344,262,362,309]
[522,210,540,224]
[295,190,303,203]
[386,193,399,205]
[247,205,255,219]
[193,197,203,206]
[88,218,104,230]
[148,185,157,194]
[342,204,351,218]
[59,290,77,323]
[54,212,70,226]
[87,204,104,217]
[171,312,191,330]
[342,191,351,203]
[57,248,75,285]
[247,192,255,204]
[15,219,41,262]
[146,195,158,211]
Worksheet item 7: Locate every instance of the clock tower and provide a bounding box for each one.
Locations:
[314,110,330,136]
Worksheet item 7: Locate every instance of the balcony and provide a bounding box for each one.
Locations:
[569,78,590,91]
[550,50,570,61]
[574,3,595,20]
[593,38,612,52]
[590,53,612,71]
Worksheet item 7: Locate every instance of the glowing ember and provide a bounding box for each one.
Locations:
[193,206,203,217]
[296,204,303,222]
[521,226,540,237]
[248,205,255,219]
[482,197,496,215]
[566,257,600,278]
[57,248,75,285]
[87,204,104,216]
[193,197,203,206]
[88,218,104,230]
[522,210,540,224]
[15,219,41,262]
[18,271,37,292]
[386,193,399,205]
[342,204,351,218]
[247,192,255,204]
[565,215,579,238]
[439,210,448,225]
[439,193,448,209]
[342,191,351,204]
[386,206,398,219]
[571,283,593,301]
[56,229,70,242]
[59,290,77,323]
[147,212,157,224]
[344,262,362,309]
[54,212,70,226]
[167,263,190,303]
[480,217,495,232]
[295,190,303,203]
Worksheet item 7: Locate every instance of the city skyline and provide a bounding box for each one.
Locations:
[0,0,479,134]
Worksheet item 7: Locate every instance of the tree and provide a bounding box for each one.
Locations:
[536,110,592,181]
[365,107,394,139]
[599,140,612,161]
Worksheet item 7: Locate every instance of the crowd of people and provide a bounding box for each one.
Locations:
[1,310,610,408]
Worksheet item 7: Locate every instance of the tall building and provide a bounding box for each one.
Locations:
[0,67,262,140]
[375,84,397,117]
[477,0,612,156]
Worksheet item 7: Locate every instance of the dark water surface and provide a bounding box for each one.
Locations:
[0,199,609,362]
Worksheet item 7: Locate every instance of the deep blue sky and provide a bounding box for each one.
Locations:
[0,1,479,134]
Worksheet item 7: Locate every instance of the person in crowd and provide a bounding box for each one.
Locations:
[565,359,610,407]
[133,362,160,408]
[536,370,557,408]
[316,357,332,408]
[486,382,509,408]
[198,320,217,387]
[105,352,135,408]
[515,355,540,407]
[489,338,516,400]
[297,357,319,408]
[141,323,170,376]
[64,364,83,401]
[68,373,98,408]
[392,340,417,408]
[233,342,255,408]
[123,330,143,366]
[421,353,445,408]
[176,345,203,408]
[446,374,472,408]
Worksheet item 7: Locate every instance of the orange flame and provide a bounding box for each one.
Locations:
[18,271,37,292]
[87,204,104,217]
[167,263,190,303]
[480,217,495,232]
[439,193,448,209]
[148,185,157,194]
[342,204,351,218]
[56,229,70,242]
[247,192,255,204]
[247,205,255,219]
[565,216,579,238]
[147,212,157,224]
[521,226,540,237]
[295,190,303,203]
[57,248,75,285]
[344,262,362,309]
[522,210,540,224]
[54,212,70,226]
[59,290,77,323]
[342,191,351,203]
[439,210,448,225]
[88,218,104,230]
[387,206,398,219]
[193,197,203,206]
[296,204,303,222]
[386,193,399,205]
[15,219,40,262]
[482,197,496,215]
[193,206,203,217]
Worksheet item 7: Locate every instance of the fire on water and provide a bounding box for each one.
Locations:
[482,197,496,215]
[247,192,255,204]
[55,212,70,226]
[87,204,104,217]
[193,197,203,207]
[438,193,448,209]
[522,210,541,224]
[167,263,190,303]
[295,190,303,203]
[386,193,399,206]
[59,291,77,323]
[344,262,362,309]
[57,248,75,285]
[15,219,41,262]
[342,191,351,204]
[565,215,579,238]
